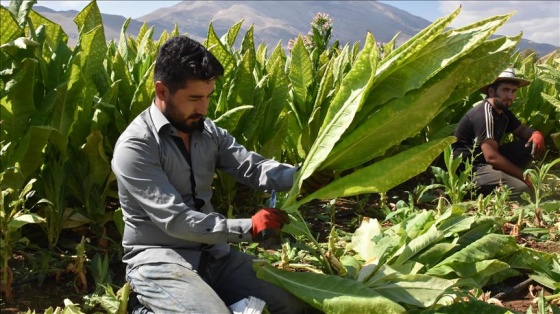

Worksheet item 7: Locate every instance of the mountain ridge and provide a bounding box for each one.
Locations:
[30,1,558,56]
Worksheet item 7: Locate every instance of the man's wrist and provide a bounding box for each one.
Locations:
[520,127,535,140]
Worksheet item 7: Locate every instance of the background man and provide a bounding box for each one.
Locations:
[112,35,304,313]
[452,67,545,197]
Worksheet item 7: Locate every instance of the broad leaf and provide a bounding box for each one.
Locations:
[297,137,455,205]
[284,33,377,208]
[8,213,45,230]
[255,262,406,314]
[370,274,458,308]
[1,6,24,45]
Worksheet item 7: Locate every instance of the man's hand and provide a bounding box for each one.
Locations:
[251,208,290,240]
[527,131,545,158]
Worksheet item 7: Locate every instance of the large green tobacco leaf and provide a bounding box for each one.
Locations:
[504,246,560,290]
[441,34,520,107]
[1,57,37,140]
[254,262,406,314]
[375,7,460,85]
[128,62,154,122]
[206,22,235,77]
[229,50,257,107]
[213,105,254,131]
[110,52,134,123]
[1,6,23,44]
[117,18,133,62]
[323,56,465,171]
[28,10,72,94]
[7,0,35,28]
[73,0,103,34]
[426,234,520,286]
[296,137,455,206]
[223,20,243,48]
[370,12,513,110]
[28,10,67,52]
[370,274,458,308]
[69,25,107,145]
[325,17,520,172]
[255,59,291,151]
[289,36,314,119]
[351,217,384,262]
[1,126,54,190]
[283,33,378,208]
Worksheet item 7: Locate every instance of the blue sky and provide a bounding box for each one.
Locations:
[32,1,560,46]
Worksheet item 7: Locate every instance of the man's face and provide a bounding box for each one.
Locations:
[158,79,215,133]
[489,82,518,112]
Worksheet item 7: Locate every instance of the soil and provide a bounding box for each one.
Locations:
[1,182,559,313]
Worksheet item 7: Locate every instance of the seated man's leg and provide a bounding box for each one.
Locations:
[204,249,306,314]
[126,262,231,314]
[499,140,533,168]
[475,164,529,197]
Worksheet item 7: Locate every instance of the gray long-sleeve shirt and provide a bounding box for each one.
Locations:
[111,103,296,270]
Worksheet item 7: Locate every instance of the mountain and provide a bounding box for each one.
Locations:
[32,1,558,56]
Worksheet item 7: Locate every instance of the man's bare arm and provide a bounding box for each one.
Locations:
[480,139,525,180]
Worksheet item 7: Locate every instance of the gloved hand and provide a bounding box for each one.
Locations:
[301,170,334,195]
[251,208,290,240]
[526,131,545,158]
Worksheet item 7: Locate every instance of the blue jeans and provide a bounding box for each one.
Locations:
[127,249,305,313]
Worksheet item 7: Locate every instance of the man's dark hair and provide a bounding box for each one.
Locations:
[154,36,224,94]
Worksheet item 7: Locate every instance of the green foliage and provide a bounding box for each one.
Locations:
[1,178,46,302]
[512,50,560,142]
[259,205,560,312]
[2,0,558,312]
[430,146,477,204]
[520,158,560,229]
[254,261,406,314]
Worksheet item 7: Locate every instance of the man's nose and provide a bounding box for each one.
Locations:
[196,99,210,115]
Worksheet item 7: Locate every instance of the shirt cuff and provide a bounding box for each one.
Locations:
[227,218,253,242]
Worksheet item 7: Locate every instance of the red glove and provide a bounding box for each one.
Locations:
[527,131,545,158]
[251,208,290,240]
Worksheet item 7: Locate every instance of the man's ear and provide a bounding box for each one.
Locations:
[487,86,496,97]
[155,81,168,100]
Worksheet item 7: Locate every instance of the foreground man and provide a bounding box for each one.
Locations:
[452,67,545,197]
[112,35,304,313]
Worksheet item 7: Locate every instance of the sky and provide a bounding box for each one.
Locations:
[31,0,560,46]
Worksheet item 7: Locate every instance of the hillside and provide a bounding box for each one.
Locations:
[32,1,558,56]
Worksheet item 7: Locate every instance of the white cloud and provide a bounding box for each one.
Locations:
[439,1,559,46]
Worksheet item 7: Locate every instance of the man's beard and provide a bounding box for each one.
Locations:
[493,98,510,111]
[164,98,205,133]
[172,117,205,133]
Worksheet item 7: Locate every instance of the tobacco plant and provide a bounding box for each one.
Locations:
[430,145,478,204]
[255,7,554,313]
[0,177,46,302]
[2,0,559,312]
[520,157,560,229]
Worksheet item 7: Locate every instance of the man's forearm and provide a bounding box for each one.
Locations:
[487,154,525,180]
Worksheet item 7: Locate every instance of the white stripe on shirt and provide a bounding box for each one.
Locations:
[484,101,494,139]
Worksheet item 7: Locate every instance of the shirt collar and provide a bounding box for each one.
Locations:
[149,101,173,134]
